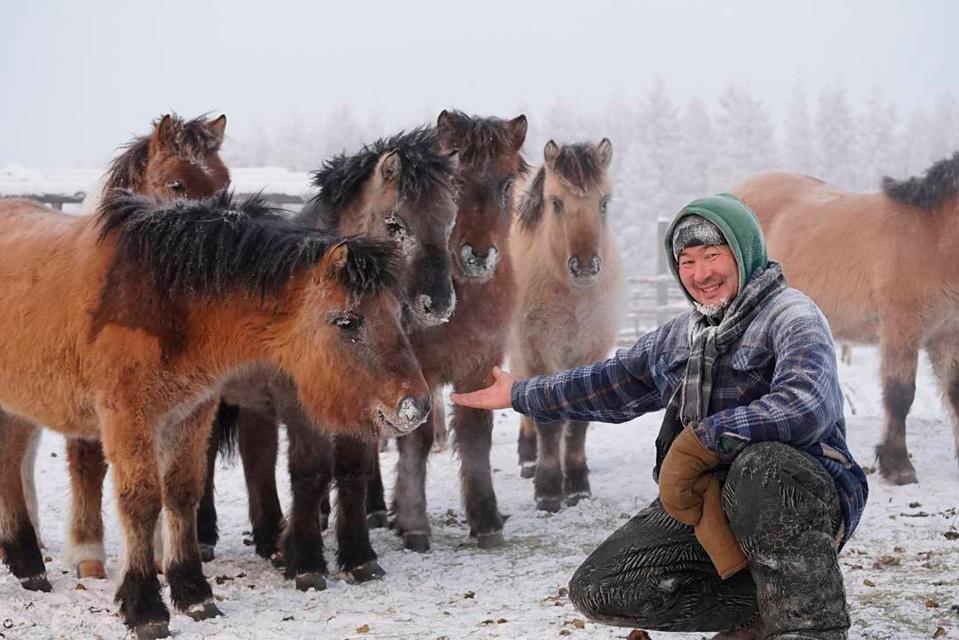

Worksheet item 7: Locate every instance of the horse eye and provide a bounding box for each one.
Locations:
[501,178,515,206]
[166,180,184,193]
[552,198,564,215]
[384,216,406,238]
[599,197,610,216]
[330,313,363,332]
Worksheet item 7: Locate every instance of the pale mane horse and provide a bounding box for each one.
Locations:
[733,152,959,484]
[509,139,625,511]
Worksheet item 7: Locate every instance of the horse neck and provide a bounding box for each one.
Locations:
[931,198,959,258]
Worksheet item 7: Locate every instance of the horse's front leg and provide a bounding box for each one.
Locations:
[563,420,591,506]
[365,445,389,528]
[158,398,221,622]
[392,408,435,552]
[876,327,920,484]
[236,407,283,560]
[333,434,385,582]
[451,371,504,548]
[65,438,108,579]
[0,410,49,591]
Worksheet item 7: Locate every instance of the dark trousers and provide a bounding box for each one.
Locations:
[569,442,849,640]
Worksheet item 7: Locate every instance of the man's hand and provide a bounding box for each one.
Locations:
[658,426,720,525]
[450,366,515,410]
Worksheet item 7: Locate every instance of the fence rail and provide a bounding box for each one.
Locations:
[9,192,309,211]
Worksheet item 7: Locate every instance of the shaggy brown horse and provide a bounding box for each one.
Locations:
[509,139,625,511]
[733,152,959,484]
[0,191,428,639]
[363,109,528,552]
[60,113,231,581]
[195,127,459,589]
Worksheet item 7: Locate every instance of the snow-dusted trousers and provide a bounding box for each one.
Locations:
[569,442,849,640]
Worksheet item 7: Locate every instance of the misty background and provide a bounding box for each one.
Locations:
[2,0,957,272]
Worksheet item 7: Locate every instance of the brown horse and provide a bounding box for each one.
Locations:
[195,127,460,589]
[62,113,231,581]
[364,109,529,551]
[732,152,959,484]
[509,139,625,511]
[0,191,428,639]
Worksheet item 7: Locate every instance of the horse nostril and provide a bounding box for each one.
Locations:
[418,294,433,314]
[398,395,431,428]
[568,256,580,275]
[591,256,602,274]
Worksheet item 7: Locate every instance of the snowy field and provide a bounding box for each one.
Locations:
[0,346,957,640]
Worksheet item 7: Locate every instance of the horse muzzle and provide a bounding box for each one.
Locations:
[458,244,499,282]
[373,395,431,437]
[569,255,602,288]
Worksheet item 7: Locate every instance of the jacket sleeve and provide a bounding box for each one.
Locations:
[510,326,667,424]
[693,303,843,459]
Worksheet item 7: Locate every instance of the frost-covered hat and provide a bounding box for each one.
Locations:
[670,214,727,260]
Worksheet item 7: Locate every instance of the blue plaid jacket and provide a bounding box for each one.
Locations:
[511,287,868,546]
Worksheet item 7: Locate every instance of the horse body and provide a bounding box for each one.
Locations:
[733,157,959,484]
[508,140,624,509]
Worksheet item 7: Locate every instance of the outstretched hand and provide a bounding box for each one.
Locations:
[450,366,516,410]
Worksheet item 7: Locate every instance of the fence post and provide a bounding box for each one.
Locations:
[655,218,669,326]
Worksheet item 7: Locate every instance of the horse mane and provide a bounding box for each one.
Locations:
[104,113,225,192]
[304,127,457,230]
[881,152,959,211]
[438,110,530,176]
[97,189,398,300]
[517,143,606,232]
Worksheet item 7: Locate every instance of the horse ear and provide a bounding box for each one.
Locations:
[208,115,227,148]
[508,114,528,150]
[597,138,613,169]
[320,241,350,280]
[436,109,460,152]
[151,115,175,152]
[378,150,401,183]
[544,140,560,167]
[446,150,460,173]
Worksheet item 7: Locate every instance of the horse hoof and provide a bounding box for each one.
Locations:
[564,491,591,507]
[76,560,107,580]
[134,621,170,640]
[367,510,389,529]
[198,544,216,563]
[403,532,431,553]
[349,560,386,583]
[880,463,918,485]
[270,552,284,568]
[536,497,563,513]
[185,599,223,622]
[20,574,52,592]
[520,462,536,479]
[294,572,327,592]
[476,532,505,549]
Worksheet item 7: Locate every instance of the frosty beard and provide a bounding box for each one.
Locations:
[694,295,733,319]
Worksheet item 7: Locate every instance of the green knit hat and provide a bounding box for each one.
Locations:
[664,193,769,304]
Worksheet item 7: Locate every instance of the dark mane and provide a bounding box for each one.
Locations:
[438,110,529,176]
[517,143,606,232]
[97,190,398,300]
[881,152,959,211]
[304,127,457,230]
[104,113,224,192]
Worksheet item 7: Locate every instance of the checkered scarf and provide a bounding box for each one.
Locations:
[654,262,786,479]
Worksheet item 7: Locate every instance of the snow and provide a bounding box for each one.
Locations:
[1,345,957,640]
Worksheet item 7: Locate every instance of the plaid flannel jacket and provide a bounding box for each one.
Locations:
[511,287,869,546]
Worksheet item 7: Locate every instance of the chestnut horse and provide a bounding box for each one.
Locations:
[62,113,230,581]
[0,191,428,639]
[509,139,625,511]
[196,127,459,589]
[733,152,959,484]
[363,109,528,552]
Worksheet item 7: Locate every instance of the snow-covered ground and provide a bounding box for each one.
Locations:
[1,346,957,640]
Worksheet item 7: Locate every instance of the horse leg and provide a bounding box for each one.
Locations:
[158,399,221,622]
[517,416,538,479]
[365,446,389,528]
[282,406,331,592]
[236,408,283,560]
[563,420,591,506]
[99,406,169,638]
[393,414,434,552]
[876,332,919,484]
[452,373,504,548]
[925,334,959,464]
[195,423,220,562]
[0,410,49,592]
[333,435,385,582]
[431,388,448,452]
[65,438,108,579]
[533,418,565,512]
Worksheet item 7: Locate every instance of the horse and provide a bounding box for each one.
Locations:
[0,190,429,639]
[362,109,529,552]
[59,113,231,581]
[732,152,959,484]
[509,139,625,511]
[195,127,460,589]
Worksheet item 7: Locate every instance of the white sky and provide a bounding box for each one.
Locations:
[1,0,955,167]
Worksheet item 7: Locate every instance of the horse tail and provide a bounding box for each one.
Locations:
[214,399,241,461]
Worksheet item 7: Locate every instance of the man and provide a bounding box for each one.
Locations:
[452,194,868,639]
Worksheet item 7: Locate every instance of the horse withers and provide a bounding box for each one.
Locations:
[0,191,428,639]
[509,139,625,511]
[733,152,959,484]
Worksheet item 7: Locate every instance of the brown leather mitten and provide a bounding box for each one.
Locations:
[694,475,747,579]
[659,426,720,525]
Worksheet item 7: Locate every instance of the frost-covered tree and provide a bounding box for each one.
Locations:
[677,97,713,202]
[928,92,959,161]
[855,85,899,191]
[815,84,858,189]
[712,81,778,188]
[783,82,815,175]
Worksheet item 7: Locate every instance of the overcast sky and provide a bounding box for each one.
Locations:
[1,0,955,167]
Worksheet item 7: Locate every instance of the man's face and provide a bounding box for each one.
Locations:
[677,244,739,308]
